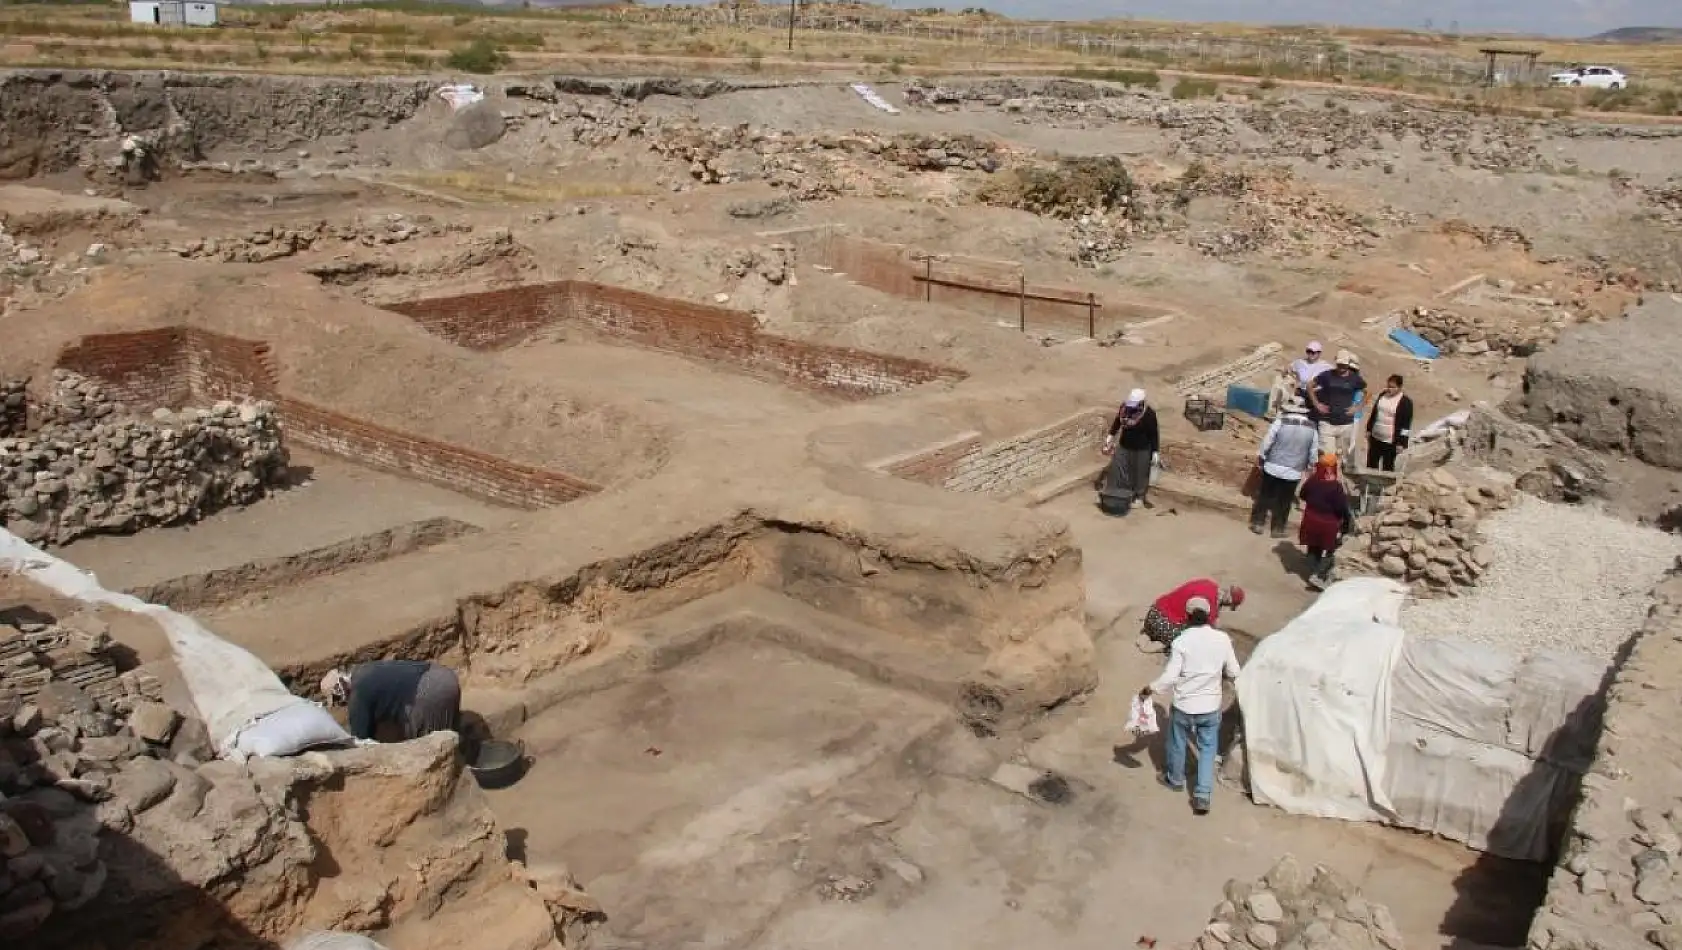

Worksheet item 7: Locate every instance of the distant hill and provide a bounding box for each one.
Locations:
[1589,26,1682,43]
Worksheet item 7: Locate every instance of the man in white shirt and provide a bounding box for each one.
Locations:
[1140,596,1241,815]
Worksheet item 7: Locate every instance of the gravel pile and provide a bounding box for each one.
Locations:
[1402,494,1682,659]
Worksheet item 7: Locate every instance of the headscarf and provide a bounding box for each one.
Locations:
[1311,453,1341,482]
[321,668,352,706]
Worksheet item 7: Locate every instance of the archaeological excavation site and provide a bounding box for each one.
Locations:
[4,51,1682,950]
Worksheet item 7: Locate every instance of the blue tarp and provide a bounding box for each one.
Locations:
[1388,328,1440,360]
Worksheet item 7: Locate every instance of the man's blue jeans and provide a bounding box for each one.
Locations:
[1164,707,1222,802]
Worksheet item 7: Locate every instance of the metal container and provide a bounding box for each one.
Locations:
[1183,396,1227,432]
[469,739,527,790]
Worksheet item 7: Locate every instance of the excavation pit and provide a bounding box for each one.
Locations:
[488,636,949,948]
[386,280,966,402]
[63,451,513,612]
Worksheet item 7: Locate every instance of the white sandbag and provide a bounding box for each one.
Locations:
[1506,650,1603,771]
[235,701,354,759]
[0,526,347,759]
[1237,577,1410,824]
[286,932,391,950]
[1389,635,1517,747]
[1383,717,1571,862]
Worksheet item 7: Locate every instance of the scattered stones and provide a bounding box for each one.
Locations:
[168,215,469,264]
[1185,856,1403,950]
[0,370,290,545]
[1402,305,1560,357]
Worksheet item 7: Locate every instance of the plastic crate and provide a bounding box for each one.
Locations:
[1225,384,1271,420]
[1183,396,1227,432]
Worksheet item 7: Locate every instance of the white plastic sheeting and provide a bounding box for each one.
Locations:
[0,526,350,761]
[1237,577,1410,823]
[1239,577,1603,862]
[850,83,901,114]
[437,83,484,110]
[286,933,391,950]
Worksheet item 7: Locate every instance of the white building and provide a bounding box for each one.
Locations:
[129,0,218,27]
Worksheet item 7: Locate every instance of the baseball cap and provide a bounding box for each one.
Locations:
[1306,341,1323,354]
[1185,596,1212,615]
[1125,388,1146,406]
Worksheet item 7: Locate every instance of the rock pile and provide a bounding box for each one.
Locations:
[1186,854,1405,950]
[1355,467,1512,595]
[1,612,207,943]
[1179,164,1406,259]
[0,370,290,545]
[649,123,1006,196]
[168,215,470,264]
[1403,305,1559,357]
[0,380,24,438]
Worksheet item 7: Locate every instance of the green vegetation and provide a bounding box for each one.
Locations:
[1065,66,1161,88]
[444,36,507,74]
[1170,77,1220,99]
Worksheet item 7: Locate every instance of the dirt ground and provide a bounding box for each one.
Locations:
[4,66,1675,949]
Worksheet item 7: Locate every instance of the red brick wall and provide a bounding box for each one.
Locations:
[386,284,567,351]
[54,328,599,509]
[384,280,965,400]
[277,398,596,507]
[56,329,192,408]
[566,282,964,399]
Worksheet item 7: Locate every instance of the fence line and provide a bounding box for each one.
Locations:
[607,6,1559,87]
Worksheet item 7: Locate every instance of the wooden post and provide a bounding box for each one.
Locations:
[1087,293,1096,339]
[787,0,795,51]
[924,258,932,301]
[1019,273,1027,331]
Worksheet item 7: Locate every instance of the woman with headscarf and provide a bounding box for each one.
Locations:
[1099,388,1160,516]
[1297,453,1356,590]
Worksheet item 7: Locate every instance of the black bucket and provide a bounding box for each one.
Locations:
[469,739,527,790]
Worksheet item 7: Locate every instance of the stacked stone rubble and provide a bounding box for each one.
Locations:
[0,370,290,545]
[1187,854,1405,950]
[1355,467,1511,596]
[1404,305,1562,357]
[0,610,206,943]
[0,380,25,438]
[168,215,471,264]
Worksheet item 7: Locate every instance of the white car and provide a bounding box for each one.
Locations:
[1549,66,1628,89]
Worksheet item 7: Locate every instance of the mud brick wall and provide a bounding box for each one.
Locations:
[566,281,963,399]
[277,398,596,507]
[386,283,568,351]
[875,409,1109,497]
[1161,440,1253,490]
[55,328,599,509]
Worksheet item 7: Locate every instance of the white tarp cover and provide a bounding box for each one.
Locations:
[437,83,483,110]
[850,83,901,114]
[0,526,342,760]
[1242,579,1602,861]
[1237,577,1410,823]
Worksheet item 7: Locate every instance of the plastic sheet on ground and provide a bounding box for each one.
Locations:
[1237,577,1410,824]
[1390,635,1518,747]
[851,83,901,114]
[0,526,349,760]
[437,82,484,110]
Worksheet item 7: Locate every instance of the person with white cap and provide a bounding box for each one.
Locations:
[321,660,461,743]
[1289,341,1331,393]
[1308,349,1367,463]
[1099,388,1159,515]
[1139,595,1241,816]
[1251,393,1319,537]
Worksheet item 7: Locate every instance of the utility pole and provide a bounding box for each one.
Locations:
[788,0,796,51]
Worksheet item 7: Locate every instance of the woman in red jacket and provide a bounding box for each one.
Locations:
[1298,454,1357,590]
[1141,578,1246,648]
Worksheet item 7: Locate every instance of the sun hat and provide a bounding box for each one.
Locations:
[1335,349,1357,368]
[1125,388,1147,406]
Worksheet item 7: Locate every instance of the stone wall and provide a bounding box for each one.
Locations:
[871,408,1109,497]
[0,370,289,545]
[1526,571,1682,950]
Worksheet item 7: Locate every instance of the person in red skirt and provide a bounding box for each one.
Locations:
[1297,453,1357,590]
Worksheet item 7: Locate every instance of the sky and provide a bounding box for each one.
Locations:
[869,0,1682,38]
